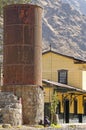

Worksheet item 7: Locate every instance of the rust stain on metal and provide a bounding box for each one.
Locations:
[3,4,42,86]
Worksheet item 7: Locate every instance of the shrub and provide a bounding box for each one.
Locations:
[51,123,62,128]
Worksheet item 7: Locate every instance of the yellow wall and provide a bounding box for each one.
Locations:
[57,93,64,113]
[77,96,83,114]
[44,86,53,103]
[42,51,86,115]
[42,52,84,89]
[82,71,86,90]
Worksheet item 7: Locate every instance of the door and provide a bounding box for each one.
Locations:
[64,99,69,123]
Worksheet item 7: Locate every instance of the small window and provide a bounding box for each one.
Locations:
[58,70,68,84]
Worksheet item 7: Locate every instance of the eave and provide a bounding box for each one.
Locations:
[42,79,86,93]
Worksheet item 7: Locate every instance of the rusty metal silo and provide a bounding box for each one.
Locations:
[3,4,44,125]
[3,4,42,86]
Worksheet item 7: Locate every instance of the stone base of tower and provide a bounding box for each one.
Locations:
[2,85,44,125]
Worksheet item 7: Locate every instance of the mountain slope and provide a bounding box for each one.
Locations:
[32,0,86,60]
[62,0,86,15]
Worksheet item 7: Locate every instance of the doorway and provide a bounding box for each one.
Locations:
[64,99,69,123]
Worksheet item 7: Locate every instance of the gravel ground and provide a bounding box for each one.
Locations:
[0,123,86,130]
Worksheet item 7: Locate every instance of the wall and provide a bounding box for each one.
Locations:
[57,93,84,114]
[0,92,22,126]
[42,52,86,116]
[2,85,44,125]
[44,86,53,103]
[82,71,86,90]
[42,52,83,89]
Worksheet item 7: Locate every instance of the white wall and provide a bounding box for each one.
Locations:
[82,71,86,90]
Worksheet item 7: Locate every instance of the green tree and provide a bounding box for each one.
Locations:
[0,0,31,16]
[51,92,58,124]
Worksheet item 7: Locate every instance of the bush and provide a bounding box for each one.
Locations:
[51,123,62,128]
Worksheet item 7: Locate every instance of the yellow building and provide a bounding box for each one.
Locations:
[42,50,86,123]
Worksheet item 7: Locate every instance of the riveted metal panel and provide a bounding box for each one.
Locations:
[3,4,42,86]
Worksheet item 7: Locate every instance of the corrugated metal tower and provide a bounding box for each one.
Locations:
[3,4,44,125]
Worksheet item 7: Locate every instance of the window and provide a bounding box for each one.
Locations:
[58,70,68,84]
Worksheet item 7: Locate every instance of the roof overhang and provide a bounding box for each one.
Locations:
[42,50,86,63]
[42,79,86,93]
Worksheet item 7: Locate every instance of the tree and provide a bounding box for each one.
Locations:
[0,0,31,16]
[51,92,58,124]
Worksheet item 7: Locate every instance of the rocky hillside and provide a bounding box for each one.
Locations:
[1,0,86,61]
[35,0,86,60]
[62,0,86,15]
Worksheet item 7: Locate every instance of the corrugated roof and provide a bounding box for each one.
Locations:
[42,79,86,93]
[42,50,86,63]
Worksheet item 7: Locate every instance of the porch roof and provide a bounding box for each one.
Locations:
[42,79,86,93]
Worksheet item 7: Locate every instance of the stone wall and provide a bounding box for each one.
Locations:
[0,92,22,126]
[20,85,44,125]
[2,85,44,125]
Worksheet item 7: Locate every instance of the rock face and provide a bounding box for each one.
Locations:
[0,92,22,126]
[32,0,86,60]
[62,0,86,15]
[42,0,86,60]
